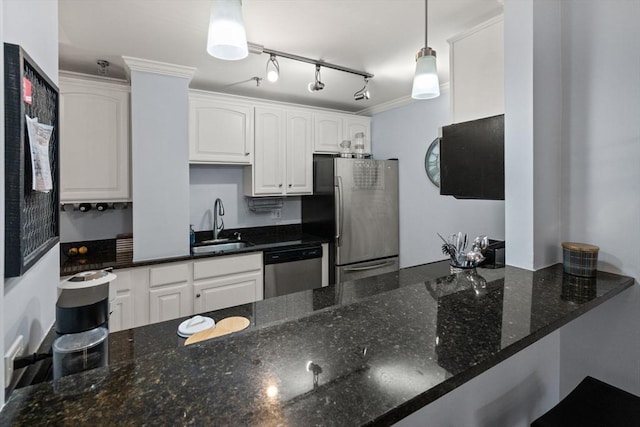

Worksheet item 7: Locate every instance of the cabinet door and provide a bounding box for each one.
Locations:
[449,16,504,123]
[313,113,343,153]
[193,252,263,313]
[148,262,192,324]
[149,283,192,324]
[189,95,253,164]
[108,269,136,332]
[253,107,285,195]
[194,271,263,313]
[344,116,372,154]
[285,111,313,195]
[60,77,130,202]
[109,289,133,333]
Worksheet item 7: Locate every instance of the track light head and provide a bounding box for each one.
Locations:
[308,64,325,92]
[354,77,371,101]
[266,54,280,82]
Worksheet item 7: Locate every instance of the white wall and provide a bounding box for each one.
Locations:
[503,0,534,270]
[190,165,300,231]
[398,331,560,427]
[129,69,191,261]
[372,90,505,269]
[2,0,59,407]
[504,0,564,271]
[558,0,640,397]
[532,0,563,269]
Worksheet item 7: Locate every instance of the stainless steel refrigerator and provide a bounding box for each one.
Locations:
[302,155,399,284]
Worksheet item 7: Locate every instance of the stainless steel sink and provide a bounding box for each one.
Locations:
[191,241,253,255]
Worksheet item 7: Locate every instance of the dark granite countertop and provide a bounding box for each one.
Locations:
[60,224,329,276]
[2,262,634,425]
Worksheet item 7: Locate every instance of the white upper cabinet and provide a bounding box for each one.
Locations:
[189,91,254,164]
[313,113,343,153]
[59,74,130,202]
[285,110,313,194]
[449,15,504,123]
[313,112,371,154]
[252,107,285,195]
[245,107,313,196]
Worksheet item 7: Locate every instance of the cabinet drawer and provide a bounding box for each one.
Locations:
[149,262,191,287]
[193,253,262,281]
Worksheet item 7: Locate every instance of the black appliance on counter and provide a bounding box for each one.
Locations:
[56,283,109,335]
[52,270,114,379]
[440,114,504,200]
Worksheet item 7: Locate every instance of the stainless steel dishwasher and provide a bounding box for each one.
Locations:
[264,245,323,298]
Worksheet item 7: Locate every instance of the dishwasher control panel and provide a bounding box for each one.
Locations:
[264,246,322,264]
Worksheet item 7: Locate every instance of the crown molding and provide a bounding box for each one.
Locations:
[357,82,450,116]
[122,56,196,80]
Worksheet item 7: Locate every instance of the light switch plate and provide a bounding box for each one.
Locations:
[4,335,24,388]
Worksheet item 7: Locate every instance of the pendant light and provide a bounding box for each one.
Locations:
[207,0,248,61]
[411,0,440,99]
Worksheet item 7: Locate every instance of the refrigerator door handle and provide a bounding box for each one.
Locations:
[343,260,396,272]
[335,176,344,246]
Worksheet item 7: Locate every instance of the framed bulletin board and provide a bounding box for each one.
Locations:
[4,43,59,278]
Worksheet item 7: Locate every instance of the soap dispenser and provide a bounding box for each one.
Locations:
[190,225,196,249]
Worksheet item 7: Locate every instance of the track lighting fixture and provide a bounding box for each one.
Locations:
[266,54,280,82]
[308,65,325,92]
[354,77,370,101]
[412,0,440,99]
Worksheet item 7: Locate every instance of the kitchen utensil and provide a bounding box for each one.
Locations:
[184,316,250,346]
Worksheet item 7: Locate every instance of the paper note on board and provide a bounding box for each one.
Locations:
[25,115,54,192]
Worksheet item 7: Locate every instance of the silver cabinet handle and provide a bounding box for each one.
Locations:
[278,183,283,188]
[245,152,250,156]
[344,260,396,272]
[195,293,201,298]
[288,184,292,187]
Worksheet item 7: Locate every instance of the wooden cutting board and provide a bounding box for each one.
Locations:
[184,316,250,346]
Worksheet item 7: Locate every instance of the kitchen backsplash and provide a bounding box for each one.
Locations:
[60,208,133,243]
[60,165,302,243]
[189,164,301,231]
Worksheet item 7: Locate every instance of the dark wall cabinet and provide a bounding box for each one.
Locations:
[440,114,504,200]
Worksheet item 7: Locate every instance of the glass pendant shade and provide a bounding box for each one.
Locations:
[411,48,440,99]
[207,0,248,61]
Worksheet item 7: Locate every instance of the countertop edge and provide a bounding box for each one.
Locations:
[373,275,636,426]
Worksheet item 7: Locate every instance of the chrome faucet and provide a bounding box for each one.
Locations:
[213,198,225,240]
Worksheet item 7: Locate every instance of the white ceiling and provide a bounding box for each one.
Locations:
[58,0,503,113]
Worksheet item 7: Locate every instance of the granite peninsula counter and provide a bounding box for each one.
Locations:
[1,262,634,425]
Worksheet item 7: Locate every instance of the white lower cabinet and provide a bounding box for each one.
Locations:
[110,253,264,330]
[148,262,193,324]
[108,267,149,332]
[149,283,192,324]
[193,253,263,313]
